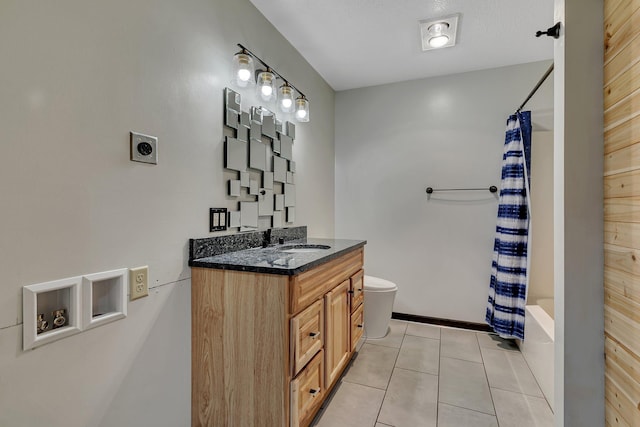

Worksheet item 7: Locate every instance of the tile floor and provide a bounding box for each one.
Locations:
[311,320,553,427]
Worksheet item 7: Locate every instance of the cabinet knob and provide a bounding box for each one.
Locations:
[347,290,354,294]
[309,331,320,339]
[309,388,320,396]
[357,324,363,328]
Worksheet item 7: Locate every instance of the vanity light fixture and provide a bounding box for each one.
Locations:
[295,96,309,122]
[419,14,460,51]
[233,43,310,122]
[257,68,277,102]
[232,48,255,87]
[279,82,295,113]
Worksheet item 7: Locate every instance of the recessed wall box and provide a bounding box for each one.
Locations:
[23,276,82,350]
[82,268,128,331]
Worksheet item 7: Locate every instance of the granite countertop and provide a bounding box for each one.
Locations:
[189,238,366,275]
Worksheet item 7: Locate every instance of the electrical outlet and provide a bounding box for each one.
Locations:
[129,266,149,301]
[130,132,158,164]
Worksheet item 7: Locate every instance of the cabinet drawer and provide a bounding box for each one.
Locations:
[290,349,324,427]
[351,303,364,352]
[290,248,363,315]
[291,299,324,376]
[349,269,364,313]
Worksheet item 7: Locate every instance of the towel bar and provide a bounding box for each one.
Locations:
[426,186,498,194]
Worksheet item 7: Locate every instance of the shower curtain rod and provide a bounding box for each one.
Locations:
[516,63,554,112]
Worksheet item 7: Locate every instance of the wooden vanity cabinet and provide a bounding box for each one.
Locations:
[191,246,364,427]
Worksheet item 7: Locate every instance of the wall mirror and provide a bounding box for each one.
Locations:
[249,180,259,195]
[251,106,263,124]
[285,121,296,139]
[263,171,274,190]
[237,125,248,142]
[240,201,258,229]
[225,137,247,172]
[274,156,287,183]
[225,108,239,129]
[229,179,241,197]
[240,111,250,127]
[225,87,241,111]
[250,121,262,142]
[250,140,267,171]
[272,211,283,228]
[262,109,276,139]
[229,211,241,228]
[222,87,302,231]
[240,171,250,187]
[275,194,284,211]
[258,189,274,216]
[280,134,293,160]
[285,183,296,207]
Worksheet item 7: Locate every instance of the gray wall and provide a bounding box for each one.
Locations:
[0,1,335,425]
[335,61,553,323]
[553,0,604,424]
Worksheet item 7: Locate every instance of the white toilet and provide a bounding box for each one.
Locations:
[363,275,398,339]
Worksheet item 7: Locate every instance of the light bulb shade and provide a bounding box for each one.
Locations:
[232,53,255,87]
[279,84,295,113]
[295,97,309,122]
[256,70,277,102]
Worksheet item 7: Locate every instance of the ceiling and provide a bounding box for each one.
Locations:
[249,0,555,91]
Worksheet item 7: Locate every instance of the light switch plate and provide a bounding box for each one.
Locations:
[130,132,158,164]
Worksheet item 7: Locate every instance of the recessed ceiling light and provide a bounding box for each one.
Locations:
[419,14,460,51]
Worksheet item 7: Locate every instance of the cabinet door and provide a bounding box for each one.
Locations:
[291,299,324,376]
[349,269,364,313]
[351,302,364,352]
[324,280,351,387]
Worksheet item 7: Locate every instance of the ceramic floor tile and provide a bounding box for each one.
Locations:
[438,357,495,415]
[480,347,543,397]
[437,403,499,427]
[440,328,482,363]
[377,368,438,427]
[343,343,399,389]
[491,388,554,427]
[406,322,442,340]
[312,381,386,427]
[476,332,519,351]
[376,424,394,427]
[395,335,440,375]
[366,319,407,348]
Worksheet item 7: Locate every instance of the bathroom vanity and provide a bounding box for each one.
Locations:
[189,235,366,427]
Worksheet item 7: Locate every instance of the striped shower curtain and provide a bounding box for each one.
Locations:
[485,111,531,340]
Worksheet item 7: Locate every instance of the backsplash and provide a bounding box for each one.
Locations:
[189,226,307,261]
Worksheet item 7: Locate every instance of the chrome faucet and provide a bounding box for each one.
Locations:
[262,228,272,248]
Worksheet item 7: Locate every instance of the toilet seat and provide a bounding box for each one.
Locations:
[364,275,398,292]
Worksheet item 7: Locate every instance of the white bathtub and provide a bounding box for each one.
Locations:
[517,298,554,412]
